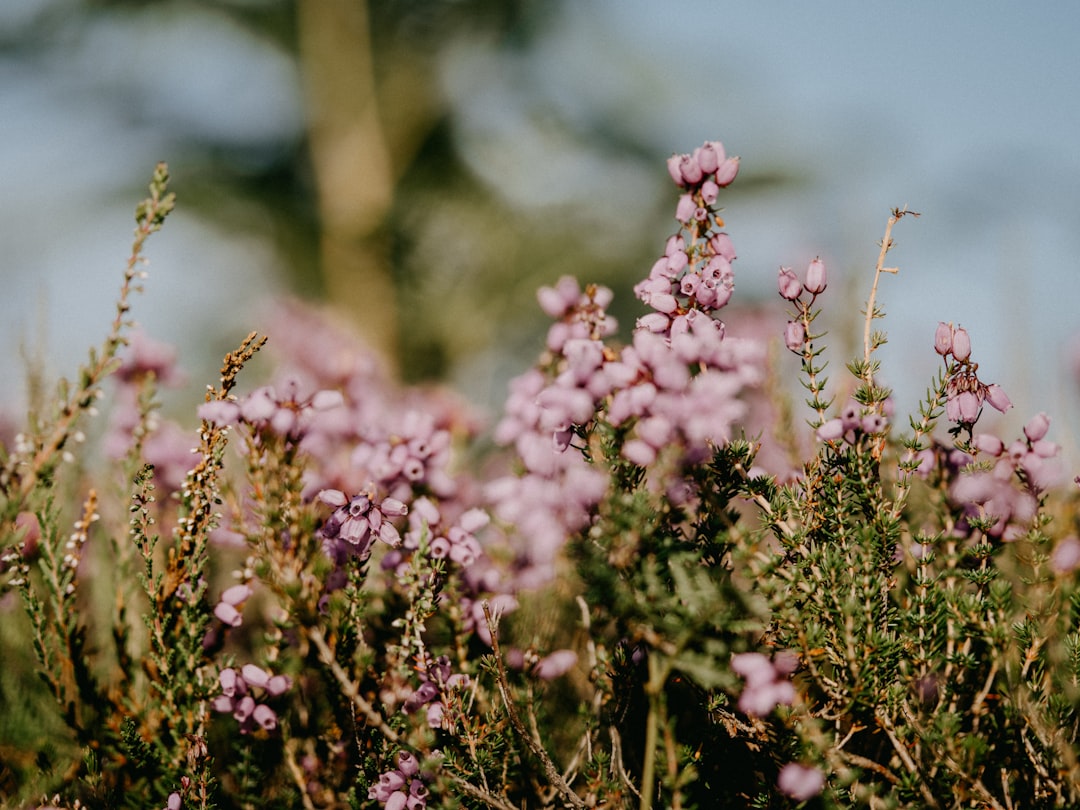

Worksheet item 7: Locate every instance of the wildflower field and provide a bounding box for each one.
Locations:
[2,144,1079,809]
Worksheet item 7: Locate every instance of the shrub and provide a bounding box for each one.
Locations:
[2,146,1078,809]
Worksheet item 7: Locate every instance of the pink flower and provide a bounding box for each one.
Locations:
[777,763,825,800]
[252,704,278,731]
[951,327,972,362]
[220,583,253,606]
[784,321,805,352]
[1051,536,1080,574]
[934,322,953,355]
[1023,412,1051,442]
[397,751,420,777]
[213,602,243,627]
[732,652,797,716]
[678,153,704,185]
[675,194,697,223]
[714,156,740,186]
[533,650,578,680]
[984,384,1012,413]
[804,257,827,294]
[777,267,802,301]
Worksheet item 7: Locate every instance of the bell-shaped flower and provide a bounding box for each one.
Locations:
[804,258,827,294]
[777,267,802,301]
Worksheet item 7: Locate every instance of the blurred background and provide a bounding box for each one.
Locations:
[2,0,1079,452]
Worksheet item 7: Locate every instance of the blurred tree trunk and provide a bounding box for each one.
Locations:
[296,0,401,368]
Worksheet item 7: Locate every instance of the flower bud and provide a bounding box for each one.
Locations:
[984,384,1012,413]
[666,154,685,186]
[1024,411,1050,442]
[816,418,845,442]
[709,232,736,261]
[220,583,253,606]
[397,751,420,777]
[777,763,825,801]
[241,664,270,689]
[1051,536,1080,574]
[674,194,696,223]
[252,703,278,731]
[784,321,805,352]
[951,327,971,362]
[714,156,739,186]
[777,267,802,301]
[972,433,1004,456]
[696,141,725,173]
[956,390,980,423]
[934,322,953,356]
[804,258,827,294]
[678,154,703,185]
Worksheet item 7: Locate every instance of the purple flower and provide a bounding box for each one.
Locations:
[714,156,740,186]
[213,602,243,627]
[777,267,803,301]
[732,652,797,716]
[934,322,953,356]
[1051,536,1080,574]
[804,257,827,294]
[675,194,697,223]
[984,384,1012,413]
[951,327,972,362]
[397,751,420,777]
[678,153,704,185]
[252,704,278,731]
[777,763,825,801]
[533,650,578,680]
[318,488,408,551]
[784,321,805,352]
[1023,412,1051,442]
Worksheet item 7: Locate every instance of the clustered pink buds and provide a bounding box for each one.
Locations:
[950,413,1063,541]
[368,751,428,809]
[935,322,1012,429]
[198,380,344,439]
[317,487,408,555]
[776,258,827,303]
[816,400,890,445]
[731,651,798,716]
[639,141,741,339]
[666,140,739,191]
[211,664,292,734]
[213,582,253,628]
[401,655,470,730]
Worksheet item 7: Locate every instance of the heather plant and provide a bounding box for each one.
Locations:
[1,143,1079,810]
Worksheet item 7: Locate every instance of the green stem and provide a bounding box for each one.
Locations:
[639,652,668,810]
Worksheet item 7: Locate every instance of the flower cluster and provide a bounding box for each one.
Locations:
[950,413,1063,540]
[401,655,470,730]
[198,379,345,439]
[816,399,891,444]
[368,751,428,809]
[211,664,292,734]
[731,651,798,716]
[779,258,828,351]
[316,487,408,555]
[212,581,253,628]
[934,322,1011,428]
